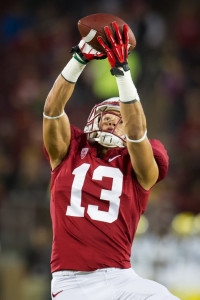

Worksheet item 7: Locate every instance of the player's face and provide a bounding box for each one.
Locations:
[100,110,125,136]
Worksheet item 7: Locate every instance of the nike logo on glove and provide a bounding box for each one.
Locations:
[108,155,121,162]
[52,290,63,298]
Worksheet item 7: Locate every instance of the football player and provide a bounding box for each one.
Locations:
[43,22,180,300]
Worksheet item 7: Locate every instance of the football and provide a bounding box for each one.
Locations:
[78,13,136,53]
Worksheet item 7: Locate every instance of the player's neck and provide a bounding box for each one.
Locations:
[96,144,109,159]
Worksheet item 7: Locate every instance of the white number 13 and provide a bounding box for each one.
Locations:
[66,164,123,223]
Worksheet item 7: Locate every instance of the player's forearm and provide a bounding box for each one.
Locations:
[44,56,87,116]
[116,70,146,139]
[120,101,146,140]
[44,75,75,116]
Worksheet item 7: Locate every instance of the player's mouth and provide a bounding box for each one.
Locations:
[105,127,114,133]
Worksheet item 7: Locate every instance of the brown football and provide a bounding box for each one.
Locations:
[78,13,136,53]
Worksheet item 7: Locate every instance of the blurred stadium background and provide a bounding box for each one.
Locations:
[0,0,200,299]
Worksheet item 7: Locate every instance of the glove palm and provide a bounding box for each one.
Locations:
[97,22,130,76]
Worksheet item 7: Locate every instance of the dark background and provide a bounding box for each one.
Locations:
[0,0,199,299]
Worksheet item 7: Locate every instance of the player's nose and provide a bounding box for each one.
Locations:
[108,117,117,126]
[108,120,115,126]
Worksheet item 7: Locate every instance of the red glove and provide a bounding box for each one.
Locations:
[97,22,130,76]
[71,39,106,64]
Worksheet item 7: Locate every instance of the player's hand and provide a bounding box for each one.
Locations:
[71,39,107,64]
[97,22,130,76]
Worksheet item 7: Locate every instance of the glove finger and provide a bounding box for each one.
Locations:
[123,24,129,46]
[97,36,116,67]
[123,24,129,58]
[112,22,123,46]
[97,36,110,52]
[104,26,117,48]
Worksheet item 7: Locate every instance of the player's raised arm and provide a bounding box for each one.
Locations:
[43,40,106,170]
[98,22,158,190]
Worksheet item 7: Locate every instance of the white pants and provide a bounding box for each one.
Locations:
[51,268,180,300]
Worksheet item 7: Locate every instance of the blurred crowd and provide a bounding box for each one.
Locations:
[0,0,200,299]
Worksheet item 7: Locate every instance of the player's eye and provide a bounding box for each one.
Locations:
[104,117,110,121]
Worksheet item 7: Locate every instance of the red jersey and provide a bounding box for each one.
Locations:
[45,125,168,273]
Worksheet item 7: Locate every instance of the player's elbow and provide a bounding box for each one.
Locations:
[126,127,146,141]
[44,100,51,115]
[124,113,146,140]
[137,163,159,190]
[44,94,61,117]
[125,119,146,140]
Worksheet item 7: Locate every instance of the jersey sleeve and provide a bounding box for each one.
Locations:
[43,125,86,168]
[132,139,169,214]
[150,139,169,182]
[69,124,87,153]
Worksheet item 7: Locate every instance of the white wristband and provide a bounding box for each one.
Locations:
[43,111,65,119]
[61,57,86,83]
[115,70,140,103]
[126,129,147,143]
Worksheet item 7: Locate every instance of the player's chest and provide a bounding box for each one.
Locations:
[52,151,137,224]
[56,149,131,198]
